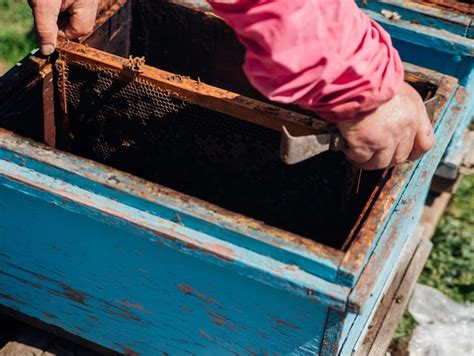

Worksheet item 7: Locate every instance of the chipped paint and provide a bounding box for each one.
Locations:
[116,300,151,313]
[43,312,57,319]
[177,284,219,305]
[274,319,300,330]
[59,283,88,305]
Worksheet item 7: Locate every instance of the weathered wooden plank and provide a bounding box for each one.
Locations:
[0,158,349,309]
[365,238,432,356]
[353,225,424,355]
[0,169,333,353]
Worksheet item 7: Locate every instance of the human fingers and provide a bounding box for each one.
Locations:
[357,145,397,170]
[29,0,62,55]
[408,111,435,161]
[60,0,98,39]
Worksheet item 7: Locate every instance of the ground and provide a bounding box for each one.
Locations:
[0,0,473,352]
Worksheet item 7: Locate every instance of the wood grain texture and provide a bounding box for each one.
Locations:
[365,238,432,356]
[354,225,425,355]
[0,173,331,354]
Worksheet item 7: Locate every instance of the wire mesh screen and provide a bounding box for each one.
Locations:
[57,58,357,247]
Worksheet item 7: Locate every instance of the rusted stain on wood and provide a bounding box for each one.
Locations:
[208,310,228,327]
[0,270,44,290]
[136,223,237,264]
[43,312,57,319]
[0,293,25,304]
[4,262,90,306]
[177,284,219,305]
[116,300,151,313]
[105,301,142,321]
[274,319,300,330]
[180,306,193,313]
[123,348,140,356]
[58,283,88,305]
[199,330,214,341]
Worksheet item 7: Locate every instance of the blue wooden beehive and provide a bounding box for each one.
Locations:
[356,0,474,179]
[0,0,468,354]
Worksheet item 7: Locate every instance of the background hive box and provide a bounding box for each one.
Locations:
[0,0,468,354]
[355,0,474,180]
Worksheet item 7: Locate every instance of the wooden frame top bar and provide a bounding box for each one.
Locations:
[56,40,330,137]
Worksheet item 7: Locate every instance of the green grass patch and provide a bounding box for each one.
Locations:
[0,0,36,66]
[393,174,474,343]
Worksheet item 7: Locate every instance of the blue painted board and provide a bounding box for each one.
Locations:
[0,168,332,355]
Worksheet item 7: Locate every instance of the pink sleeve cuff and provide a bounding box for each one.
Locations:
[208,0,404,122]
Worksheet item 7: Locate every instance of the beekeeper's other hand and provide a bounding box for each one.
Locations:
[28,0,98,55]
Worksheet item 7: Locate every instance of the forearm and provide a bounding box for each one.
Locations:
[207,0,404,121]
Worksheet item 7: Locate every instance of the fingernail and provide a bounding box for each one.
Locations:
[40,44,55,56]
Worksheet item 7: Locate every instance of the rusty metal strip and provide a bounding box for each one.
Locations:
[55,40,329,137]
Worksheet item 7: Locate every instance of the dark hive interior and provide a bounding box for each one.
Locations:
[0,0,439,250]
[59,58,363,249]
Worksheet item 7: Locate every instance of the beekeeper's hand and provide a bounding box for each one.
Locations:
[28,0,98,55]
[337,82,435,170]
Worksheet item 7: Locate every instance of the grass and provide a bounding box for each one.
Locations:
[0,0,36,68]
[392,174,474,349]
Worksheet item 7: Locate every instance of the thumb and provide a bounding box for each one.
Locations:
[409,114,435,161]
[30,0,62,55]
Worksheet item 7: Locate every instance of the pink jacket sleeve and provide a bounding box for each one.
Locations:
[207,0,404,122]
